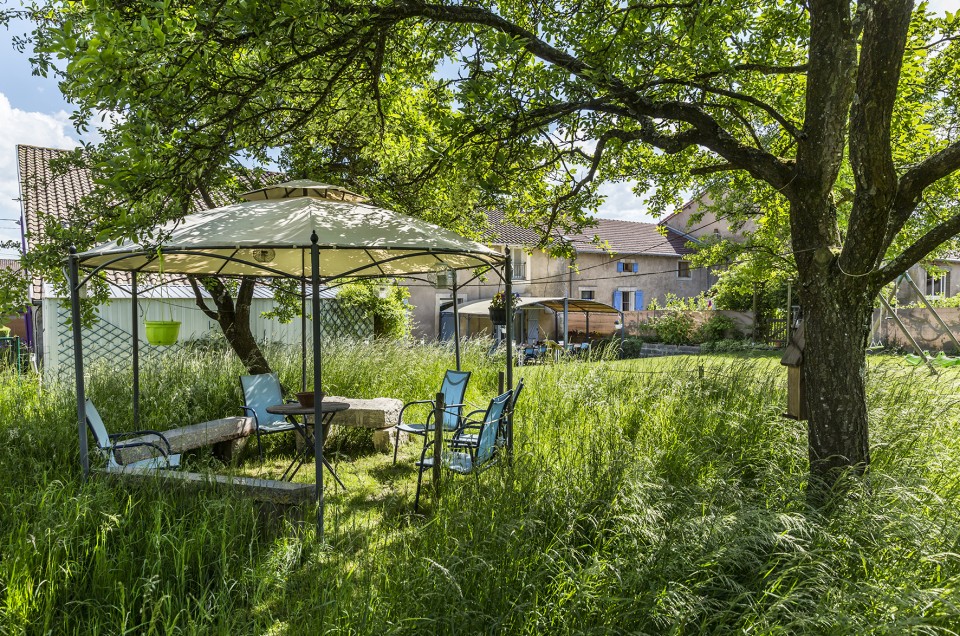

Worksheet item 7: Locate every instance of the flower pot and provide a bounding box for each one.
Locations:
[296,391,324,408]
[144,320,181,346]
[489,307,510,325]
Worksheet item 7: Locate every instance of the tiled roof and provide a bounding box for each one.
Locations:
[16,144,281,300]
[567,218,695,257]
[485,210,694,257]
[18,145,97,299]
[483,210,543,246]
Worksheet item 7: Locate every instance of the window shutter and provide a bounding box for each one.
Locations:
[632,262,638,273]
[613,290,623,311]
[634,291,644,311]
[617,262,624,273]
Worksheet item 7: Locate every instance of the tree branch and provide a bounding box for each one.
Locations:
[840,0,913,274]
[187,276,220,321]
[890,140,960,237]
[878,214,960,285]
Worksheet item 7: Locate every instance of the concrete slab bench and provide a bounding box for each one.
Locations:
[309,396,405,453]
[97,466,314,505]
[113,416,255,465]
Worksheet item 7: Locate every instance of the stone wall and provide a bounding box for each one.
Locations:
[873,307,960,353]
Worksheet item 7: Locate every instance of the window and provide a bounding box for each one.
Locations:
[613,289,644,311]
[617,260,638,274]
[580,289,595,300]
[926,270,949,296]
[713,228,721,237]
[677,260,692,279]
[510,249,528,281]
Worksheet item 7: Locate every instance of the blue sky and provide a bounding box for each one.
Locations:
[1,0,956,257]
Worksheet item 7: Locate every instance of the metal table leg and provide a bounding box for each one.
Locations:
[282,412,347,489]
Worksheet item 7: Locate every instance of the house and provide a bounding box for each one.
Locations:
[664,191,960,307]
[17,144,370,377]
[407,211,714,341]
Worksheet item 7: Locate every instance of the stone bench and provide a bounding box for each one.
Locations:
[310,396,405,453]
[113,416,255,465]
[97,466,314,505]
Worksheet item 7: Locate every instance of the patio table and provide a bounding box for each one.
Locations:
[266,401,349,487]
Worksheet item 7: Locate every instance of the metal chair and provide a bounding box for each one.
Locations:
[393,369,470,464]
[85,400,180,470]
[451,377,524,451]
[240,373,297,461]
[414,389,513,511]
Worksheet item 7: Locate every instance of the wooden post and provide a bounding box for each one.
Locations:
[433,392,444,497]
[498,371,505,394]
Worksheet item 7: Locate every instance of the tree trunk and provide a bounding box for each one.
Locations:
[189,276,272,375]
[799,279,874,493]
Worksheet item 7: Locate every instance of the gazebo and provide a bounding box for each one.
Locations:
[67,180,515,534]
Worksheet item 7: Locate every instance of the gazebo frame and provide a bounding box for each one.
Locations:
[67,234,514,538]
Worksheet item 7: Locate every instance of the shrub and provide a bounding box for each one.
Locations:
[653,311,698,345]
[698,314,741,342]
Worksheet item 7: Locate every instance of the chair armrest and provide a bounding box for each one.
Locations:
[240,406,260,428]
[109,429,172,455]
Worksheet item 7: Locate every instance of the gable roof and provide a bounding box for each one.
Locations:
[485,210,695,258]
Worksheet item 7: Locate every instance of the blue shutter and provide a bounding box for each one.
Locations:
[634,291,644,311]
[613,290,623,311]
[632,262,638,273]
[616,262,624,273]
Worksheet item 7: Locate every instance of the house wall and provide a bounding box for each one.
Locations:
[664,194,757,241]
[895,261,960,305]
[408,247,715,341]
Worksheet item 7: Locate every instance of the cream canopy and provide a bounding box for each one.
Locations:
[76,181,503,278]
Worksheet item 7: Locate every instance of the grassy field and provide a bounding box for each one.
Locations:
[2,341,960,634]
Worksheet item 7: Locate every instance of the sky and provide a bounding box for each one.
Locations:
[0,0,956,258]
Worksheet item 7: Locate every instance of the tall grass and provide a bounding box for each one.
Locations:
[1,345,960,634]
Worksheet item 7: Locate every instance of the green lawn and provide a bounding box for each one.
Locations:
[2,342,960,634]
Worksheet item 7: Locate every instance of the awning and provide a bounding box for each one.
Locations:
[455,296,620,316]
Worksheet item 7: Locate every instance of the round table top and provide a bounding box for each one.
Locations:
[266,401,350,416]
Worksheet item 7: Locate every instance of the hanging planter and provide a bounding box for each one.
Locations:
[143,249,181,346]
[489,307,511,325]
[144,320,181,346]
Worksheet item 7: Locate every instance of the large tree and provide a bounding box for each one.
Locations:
[13,0,960,487]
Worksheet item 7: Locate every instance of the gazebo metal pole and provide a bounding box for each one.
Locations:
[452,275,461,371]
[68,247,90,480]
[310,233,325,539]
[563,297,569,346]
[585,312,590,343]
[132,271,140,427]
[301,277,307,392]
[504,249,514,454]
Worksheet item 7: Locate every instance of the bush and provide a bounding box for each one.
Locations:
[698,314,742,342]
[653,311,698,345]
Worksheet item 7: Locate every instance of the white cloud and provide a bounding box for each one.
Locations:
[0,92,78,256]
[596,180,657,223]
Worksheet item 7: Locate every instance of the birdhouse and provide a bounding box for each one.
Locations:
[780,320,806,420]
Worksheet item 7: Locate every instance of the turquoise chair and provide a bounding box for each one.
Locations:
[414,388,512,511]
[451,377,524,452]
[85,400,180,470]
[240,373,298,461]
[394,370,471,464]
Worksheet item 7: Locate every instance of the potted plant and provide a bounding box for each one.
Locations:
[488,291,519,325]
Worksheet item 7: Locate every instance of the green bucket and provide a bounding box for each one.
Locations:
[144,320,181,346]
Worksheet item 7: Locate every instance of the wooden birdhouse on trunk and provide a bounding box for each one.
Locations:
[780,320,806,420]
